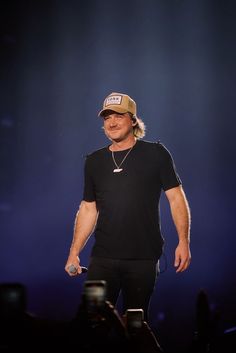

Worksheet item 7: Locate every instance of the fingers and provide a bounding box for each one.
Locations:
[65,255,82,276]
[69,264,80,275]
[175,256,191,273]
[65,263,82,276]
[65,264,76,276]
[174,244,191,273]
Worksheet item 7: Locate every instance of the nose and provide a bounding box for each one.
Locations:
[109,116,118,127]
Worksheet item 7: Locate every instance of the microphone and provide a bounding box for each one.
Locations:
[68,264,88,274]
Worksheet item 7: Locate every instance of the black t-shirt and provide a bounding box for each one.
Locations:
[83,140,181,261]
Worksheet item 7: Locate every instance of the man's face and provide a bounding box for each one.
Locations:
[103,111,134,142]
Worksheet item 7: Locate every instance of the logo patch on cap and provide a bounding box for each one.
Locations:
[105,95,122,106]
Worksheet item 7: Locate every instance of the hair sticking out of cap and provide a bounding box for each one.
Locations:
[133,116,146,139]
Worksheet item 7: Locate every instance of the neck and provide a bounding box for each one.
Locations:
[110,136,136,151]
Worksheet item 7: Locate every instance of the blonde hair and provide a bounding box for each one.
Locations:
[130,115,146,139]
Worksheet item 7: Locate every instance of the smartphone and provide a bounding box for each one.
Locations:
[83,280,107,310]
[126,309,144,329]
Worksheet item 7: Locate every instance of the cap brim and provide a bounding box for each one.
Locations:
[98,106,128,117]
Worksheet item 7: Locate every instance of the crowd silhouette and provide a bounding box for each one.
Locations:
[0,282,235,353]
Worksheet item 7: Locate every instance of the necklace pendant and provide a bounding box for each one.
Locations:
[113,168,123,173]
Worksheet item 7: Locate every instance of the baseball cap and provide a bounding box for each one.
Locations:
[98,92,137,117]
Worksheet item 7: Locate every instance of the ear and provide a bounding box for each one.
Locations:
[132,116,138,126]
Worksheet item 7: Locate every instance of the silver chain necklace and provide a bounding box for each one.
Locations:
[111,144,135,173]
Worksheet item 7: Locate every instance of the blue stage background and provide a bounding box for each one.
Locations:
[1,1,236,351]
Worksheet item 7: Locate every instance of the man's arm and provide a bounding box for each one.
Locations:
[65,200,98,276]
[165,185,191,273]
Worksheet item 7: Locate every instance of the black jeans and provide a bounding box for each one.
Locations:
[86,256,159,321]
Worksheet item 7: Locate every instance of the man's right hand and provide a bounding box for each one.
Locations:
[65,255,81,276]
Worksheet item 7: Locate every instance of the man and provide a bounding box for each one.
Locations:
[65,92,191,321]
